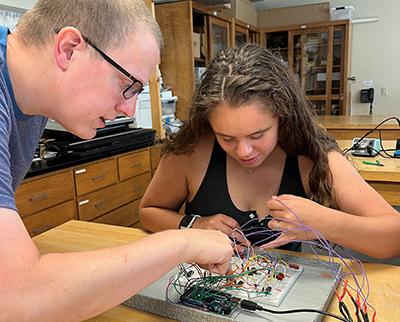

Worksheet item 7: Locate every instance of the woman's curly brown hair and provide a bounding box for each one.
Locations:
[164,44,340,208]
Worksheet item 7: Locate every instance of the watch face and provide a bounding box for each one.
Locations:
[179,214,198,229]
[179,215,192,229]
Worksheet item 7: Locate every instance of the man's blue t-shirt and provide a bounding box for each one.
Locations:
[0,26,47,211]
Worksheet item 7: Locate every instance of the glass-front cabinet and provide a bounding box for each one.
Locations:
[292,28,330,114]
[264,20,350,115]
[235,24,248,48]
[208,16,230,59]
[265,31,289,63]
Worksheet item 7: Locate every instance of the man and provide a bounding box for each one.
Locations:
[0,1,233,321]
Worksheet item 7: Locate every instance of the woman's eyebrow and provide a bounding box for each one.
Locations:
[215,126,272,138]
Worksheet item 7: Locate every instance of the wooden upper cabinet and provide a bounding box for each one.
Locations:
[234,24,249,48]
[155,1,235,120]
[208,15,231,59]
[264,20,350,115]
[155,1,195,121]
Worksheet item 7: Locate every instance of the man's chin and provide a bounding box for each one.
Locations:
[70,128,97,140]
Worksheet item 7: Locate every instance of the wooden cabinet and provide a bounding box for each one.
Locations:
[155,1,233,121]
[155,1,265,120]
[232,19,261,48]
[16,147,158,236]
[74,159,118,196]
[208,15,231,59]
[16,171,75,216]
[264,20,351,115]
[117,150,150,181]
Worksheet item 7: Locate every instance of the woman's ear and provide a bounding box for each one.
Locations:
[54,27,85,71]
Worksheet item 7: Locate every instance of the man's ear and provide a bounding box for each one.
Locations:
[54,27,85,71]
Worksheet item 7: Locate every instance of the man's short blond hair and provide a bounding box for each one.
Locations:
[16,0,163,50]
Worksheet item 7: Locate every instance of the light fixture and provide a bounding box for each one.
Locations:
[351,17,379,24]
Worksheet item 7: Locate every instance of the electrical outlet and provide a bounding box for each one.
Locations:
[380,86,388,96]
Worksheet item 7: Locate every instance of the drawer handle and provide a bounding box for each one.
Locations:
[131,162,142,168]
[29,193,48,202]
[94,200,107,209]
[75,169,87,174]
[133,185,143,193]
[78,199,89,206]
[91,174,106,181]
[32,224,50,235]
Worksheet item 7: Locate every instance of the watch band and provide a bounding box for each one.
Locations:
[179,214,201,229]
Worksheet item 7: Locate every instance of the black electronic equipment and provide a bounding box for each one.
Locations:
[351,137,380,157]
[360,88,374,115]
[43,126,156,159]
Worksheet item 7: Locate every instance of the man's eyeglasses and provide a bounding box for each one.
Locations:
[82,36,144,100]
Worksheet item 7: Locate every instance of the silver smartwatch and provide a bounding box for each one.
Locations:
[179,214,201,229]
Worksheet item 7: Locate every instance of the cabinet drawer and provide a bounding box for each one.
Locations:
[93,199,141,227]
[23,200,77,237]
[74,159,118,196]
[77,172,151,221]
[16,171,74,217]
[118,150,150,181]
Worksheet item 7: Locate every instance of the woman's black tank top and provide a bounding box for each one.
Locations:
[185,140,306,252]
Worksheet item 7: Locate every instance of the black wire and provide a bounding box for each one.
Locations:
[344,116,400,154]
[339,301,353,322]
[378,130,398,158]
[240,299,351,322]
[349,295,362,322]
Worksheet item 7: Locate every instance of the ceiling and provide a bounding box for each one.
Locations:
[249,0,328,11]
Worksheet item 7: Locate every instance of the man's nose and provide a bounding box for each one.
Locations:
[115,96,137,117]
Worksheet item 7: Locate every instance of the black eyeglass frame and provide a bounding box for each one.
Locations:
[82,36,144,99]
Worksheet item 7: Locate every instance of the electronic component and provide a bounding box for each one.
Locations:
[351,137,380,156]
[179,287,239,316]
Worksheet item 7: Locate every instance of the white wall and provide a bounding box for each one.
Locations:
[329,0,400,115]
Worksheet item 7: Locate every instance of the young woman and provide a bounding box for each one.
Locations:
[140,44,400,259]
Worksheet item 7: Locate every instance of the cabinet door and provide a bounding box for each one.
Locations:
[331,25,347,115]
[293,28,330,97]
[235,25,248,48]
[208,16,230,59]
[265,30,289,62]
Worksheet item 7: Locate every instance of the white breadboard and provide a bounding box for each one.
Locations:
[225,256,303,307]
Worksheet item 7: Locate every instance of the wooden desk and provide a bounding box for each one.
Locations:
[317,115,400,140]
[33,220,400,321]
[337,140,400,206]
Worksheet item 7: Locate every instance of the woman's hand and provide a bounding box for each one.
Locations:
[261,194,327,249]
[193,214,250,246]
